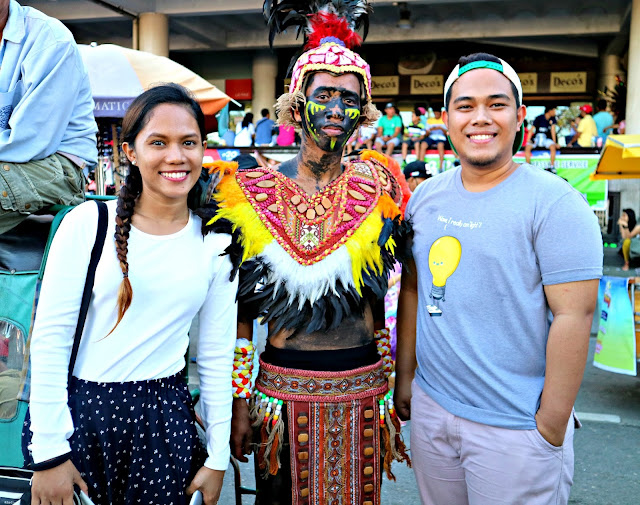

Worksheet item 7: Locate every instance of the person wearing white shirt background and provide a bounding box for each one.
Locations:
[25,84,237,505]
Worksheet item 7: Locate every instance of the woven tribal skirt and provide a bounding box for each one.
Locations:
[250,355,409,505]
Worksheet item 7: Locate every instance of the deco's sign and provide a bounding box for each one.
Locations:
[518,73,538,94]
[550,72,587,93]
[410,75,443,95]
[371,76,399,96]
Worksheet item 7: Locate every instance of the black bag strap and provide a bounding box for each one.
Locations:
[67,200,109,383]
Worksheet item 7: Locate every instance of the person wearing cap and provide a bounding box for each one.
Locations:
[425,107,449,172]
[401,107,428,165]
[375,102,403,156]
[394,52,602,505]
[568,104,598,148]
[402,160,430,192]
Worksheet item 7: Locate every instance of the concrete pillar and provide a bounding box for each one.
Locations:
[252,50,278,118]
[138,12,169,57]
[626,0,640,134]
[598,54,624,103]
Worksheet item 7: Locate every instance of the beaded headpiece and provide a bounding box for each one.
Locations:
[264,0,380,128]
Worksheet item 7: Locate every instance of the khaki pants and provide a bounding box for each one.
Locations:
[410,381,576,505]
[0,153,85,234]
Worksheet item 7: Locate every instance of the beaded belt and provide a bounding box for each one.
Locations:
[255,358,388,402]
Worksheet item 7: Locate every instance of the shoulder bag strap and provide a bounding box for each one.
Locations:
[67,200,109,383]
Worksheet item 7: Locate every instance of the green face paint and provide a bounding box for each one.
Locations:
[345,108,361,121]
[304,100,324,142]
[301,97,361,153]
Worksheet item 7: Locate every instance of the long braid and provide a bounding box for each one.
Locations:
[107,167,142,335]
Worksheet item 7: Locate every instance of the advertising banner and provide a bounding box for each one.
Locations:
[593,276,637,376]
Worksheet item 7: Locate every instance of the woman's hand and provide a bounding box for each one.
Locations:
[187,467,225,505]
[31,460,88,505]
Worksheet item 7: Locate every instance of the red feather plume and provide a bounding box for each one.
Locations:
[305,12,362,50]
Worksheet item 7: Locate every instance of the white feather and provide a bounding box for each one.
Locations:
[259,241,355,308]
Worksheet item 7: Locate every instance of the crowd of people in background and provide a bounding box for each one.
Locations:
[226,98,623,174]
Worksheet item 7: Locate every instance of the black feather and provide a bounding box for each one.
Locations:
[262,0,372,50]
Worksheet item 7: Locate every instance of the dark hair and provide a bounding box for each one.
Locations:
[261,108,269,117]
[445,53,520,111]
[623,208,637,232]
[544,105,555,113]
[597,99,608,111]
[110,83,205,335]
[241,113,254,129]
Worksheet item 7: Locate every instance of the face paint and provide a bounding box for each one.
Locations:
[301,96,361,153]
[304,100,325,142]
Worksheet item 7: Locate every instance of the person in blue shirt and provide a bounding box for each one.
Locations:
[0,0,98,235]
[254,108,275,147]
[592,98,614,142]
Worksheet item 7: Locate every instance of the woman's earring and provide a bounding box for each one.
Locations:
[130,159,136,166]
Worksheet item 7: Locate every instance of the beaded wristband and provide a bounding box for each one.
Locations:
[232,338,255,399]
[374,328,394,377]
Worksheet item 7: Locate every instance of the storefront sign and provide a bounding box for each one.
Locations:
[518,73,538,94]
[410,75,443,95]
[225,79,252,100]
[93,98,133,118]
[550,72,587,93]
[371,76,399,96]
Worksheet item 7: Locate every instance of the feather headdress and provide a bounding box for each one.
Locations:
[264,0,380,129]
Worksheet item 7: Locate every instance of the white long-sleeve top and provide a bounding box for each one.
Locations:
[28,200,238,471]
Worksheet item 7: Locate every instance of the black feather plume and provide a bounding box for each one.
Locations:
[262,0,372,49]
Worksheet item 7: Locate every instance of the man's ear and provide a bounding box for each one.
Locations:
[516,104,527,129]
[442,110,449,129]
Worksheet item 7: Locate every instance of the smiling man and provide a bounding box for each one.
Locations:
[394,53,603,505]
[203,2,411,504]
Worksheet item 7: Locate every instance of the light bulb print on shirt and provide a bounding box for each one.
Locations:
[427,236,461,316]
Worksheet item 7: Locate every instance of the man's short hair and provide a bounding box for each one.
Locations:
[445,53,521,111]
[261,108,269,117]
[597,99,607,111]
[544,105,556,113]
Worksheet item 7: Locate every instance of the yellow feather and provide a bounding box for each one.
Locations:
[207,172,273,262]
[345,208,385,295]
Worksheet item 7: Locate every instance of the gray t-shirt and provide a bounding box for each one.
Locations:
[406,164,602,429]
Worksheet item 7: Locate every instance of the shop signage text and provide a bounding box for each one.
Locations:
[518,73,538,94]
[550,72,587,93]
[372,76,399,96]
[410,75,443,95]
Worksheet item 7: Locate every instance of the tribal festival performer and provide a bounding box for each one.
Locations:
[202,1,411,503]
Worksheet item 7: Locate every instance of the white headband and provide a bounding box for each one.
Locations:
[443,59,523,106]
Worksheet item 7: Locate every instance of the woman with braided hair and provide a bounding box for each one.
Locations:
[24,84,237,505]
